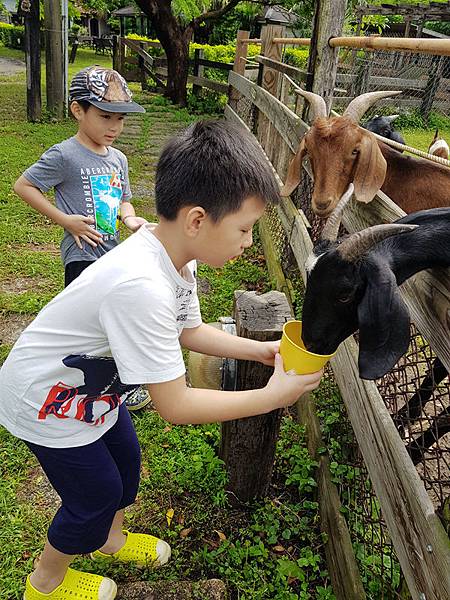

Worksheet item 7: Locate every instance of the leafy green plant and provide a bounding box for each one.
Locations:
[0,23,24,50]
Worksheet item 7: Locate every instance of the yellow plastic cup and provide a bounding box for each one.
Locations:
[279,320,336,375]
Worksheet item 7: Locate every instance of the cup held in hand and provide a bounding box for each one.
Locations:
[279,320,336,375]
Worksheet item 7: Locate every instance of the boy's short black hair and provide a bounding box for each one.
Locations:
[69,99,92,118]
[155,120,280,221]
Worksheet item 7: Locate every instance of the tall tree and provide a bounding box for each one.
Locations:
[134,0,244,106]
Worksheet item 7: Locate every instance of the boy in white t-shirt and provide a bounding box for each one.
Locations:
[0,120,323,600]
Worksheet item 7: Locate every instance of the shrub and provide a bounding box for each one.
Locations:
[283,47,309,70]
[0,22,24,50]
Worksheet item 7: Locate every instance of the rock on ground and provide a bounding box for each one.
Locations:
[117,579,227,600]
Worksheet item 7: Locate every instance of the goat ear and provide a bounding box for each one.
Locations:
[281,137,307,197]
[357,264,410,380]
[353,134,387,204]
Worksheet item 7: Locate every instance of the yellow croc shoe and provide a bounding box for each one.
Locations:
[24,568,117,600]
[91,530,171,567]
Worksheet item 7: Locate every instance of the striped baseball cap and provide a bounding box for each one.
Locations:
[69,66,145,113]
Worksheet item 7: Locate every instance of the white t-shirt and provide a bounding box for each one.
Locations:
[0,225,202,448]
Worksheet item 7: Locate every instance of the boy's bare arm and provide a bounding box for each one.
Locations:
[120,200,148,232]
[14,175,103,248]
[147,354,322,425]
[180,323,278,366]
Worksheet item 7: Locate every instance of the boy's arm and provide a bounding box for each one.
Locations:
[14,175,103,249]
[147,353,322,425]
[180,322,278,366]
[120,200,147,232]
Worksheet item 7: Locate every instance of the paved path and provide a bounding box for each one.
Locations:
[0,56,25,75]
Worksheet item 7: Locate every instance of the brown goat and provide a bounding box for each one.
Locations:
[428,129,449,160]
[282,90,450,217]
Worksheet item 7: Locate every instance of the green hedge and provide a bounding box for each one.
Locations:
[0,23,24,50]
[284,47,309,70]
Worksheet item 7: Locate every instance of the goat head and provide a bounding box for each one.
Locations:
[281,90,401,218]
[300,185,450,380]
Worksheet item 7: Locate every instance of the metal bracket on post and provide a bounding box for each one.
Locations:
[219,317,237,392]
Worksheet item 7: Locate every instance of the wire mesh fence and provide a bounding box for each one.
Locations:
[335,46,450,126]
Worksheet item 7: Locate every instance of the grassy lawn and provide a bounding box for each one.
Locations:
[0,46,336,600]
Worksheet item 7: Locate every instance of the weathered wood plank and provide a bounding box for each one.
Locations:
[254,55,307,81]
[336,72,427,90]
[154,68,229,94]
[331,338,450,600]
[228,71,307,151]
[298,394,366,600]
[308,0,347,113]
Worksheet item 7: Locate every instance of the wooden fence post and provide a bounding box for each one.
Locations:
[192,48,204,97]
[112,35,119,71]
[305,0,346,117]
[44,0,64,120]
[258,24,284,155]
[298,395,366,600]
[229,30,249,111]
[219,290,291,506]
[23,0,41,122]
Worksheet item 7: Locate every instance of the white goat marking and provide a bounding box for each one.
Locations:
[429,139,449,156]
[305,252,325,274]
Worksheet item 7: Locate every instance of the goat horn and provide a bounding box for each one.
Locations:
[343,91,402,123]
[321,184,354,242]
[337,224,418,262]
[295,88,327,121]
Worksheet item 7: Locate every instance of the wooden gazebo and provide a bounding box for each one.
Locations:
[111,5,151,38]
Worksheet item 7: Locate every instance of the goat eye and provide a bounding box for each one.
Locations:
[338,295,352,304]
[352,149,359,155]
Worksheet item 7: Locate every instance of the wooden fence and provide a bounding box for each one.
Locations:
[226,27,450,600]
[112,36,244,96]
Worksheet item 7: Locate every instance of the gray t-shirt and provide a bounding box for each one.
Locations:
[23,137,132,266]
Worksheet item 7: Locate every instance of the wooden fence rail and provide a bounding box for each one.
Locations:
[226,61,450,600]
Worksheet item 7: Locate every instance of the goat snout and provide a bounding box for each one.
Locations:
[313,199,333,217]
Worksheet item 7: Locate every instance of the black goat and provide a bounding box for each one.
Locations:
[302,184,450,380]
[363,114,406,150]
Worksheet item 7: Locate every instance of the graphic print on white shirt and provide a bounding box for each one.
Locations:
[39,354,139,426]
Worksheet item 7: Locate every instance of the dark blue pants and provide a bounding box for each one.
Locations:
[25,403,141,555]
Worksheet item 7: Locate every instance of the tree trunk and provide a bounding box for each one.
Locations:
[135,0,191,106]
[164,33,191,105]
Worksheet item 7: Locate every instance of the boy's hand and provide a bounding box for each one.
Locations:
[122,216,148,232]
[253,340,280,366]
[63,214,103,249]
[265,353,323,408]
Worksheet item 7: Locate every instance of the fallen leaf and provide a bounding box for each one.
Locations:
[180,527,192,538]
[273,545,286,553]
[166,508,174,527]
[214,530,227,541]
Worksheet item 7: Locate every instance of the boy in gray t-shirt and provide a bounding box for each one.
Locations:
[13,66,151,411]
